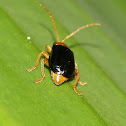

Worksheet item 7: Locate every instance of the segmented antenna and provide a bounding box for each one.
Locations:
[40,4,60,42]
[61,23,102,43]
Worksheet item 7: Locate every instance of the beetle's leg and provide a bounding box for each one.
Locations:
[35,58,49,83]
[73,62,87,95]
[45,45,52,53]
[26,51,49,72]
[75,62,87,85]
[74,70,82,95]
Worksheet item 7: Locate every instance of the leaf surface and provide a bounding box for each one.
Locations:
[0,0,126,126]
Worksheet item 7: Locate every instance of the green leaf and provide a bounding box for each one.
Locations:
[0,0,126,126]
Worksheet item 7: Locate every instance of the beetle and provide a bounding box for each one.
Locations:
[26,4,101,95]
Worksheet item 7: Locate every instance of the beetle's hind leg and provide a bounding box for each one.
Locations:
[35,58,49,83]
[73,62,87,95]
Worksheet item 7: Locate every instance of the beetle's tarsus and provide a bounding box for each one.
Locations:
[35,75,45,83]
[74,87,83,95]
[26,68,35,72]
[78,81,87,85]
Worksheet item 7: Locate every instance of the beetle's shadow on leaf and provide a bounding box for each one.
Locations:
[39,22,102,49]
[39,23,56,42]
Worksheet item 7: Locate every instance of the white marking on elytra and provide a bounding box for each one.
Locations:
[56,66,64,75]
[57,74,60,82]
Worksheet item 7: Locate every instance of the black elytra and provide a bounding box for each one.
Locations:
[49,43,75,78]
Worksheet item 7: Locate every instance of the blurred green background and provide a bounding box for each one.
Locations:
[0,0,126,126]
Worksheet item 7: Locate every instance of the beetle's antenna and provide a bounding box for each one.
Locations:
[40,4,60,42]
[61,23,102,43]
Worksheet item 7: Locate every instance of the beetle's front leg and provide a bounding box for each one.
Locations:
[26,51,49,72]
[45,45,52,53]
